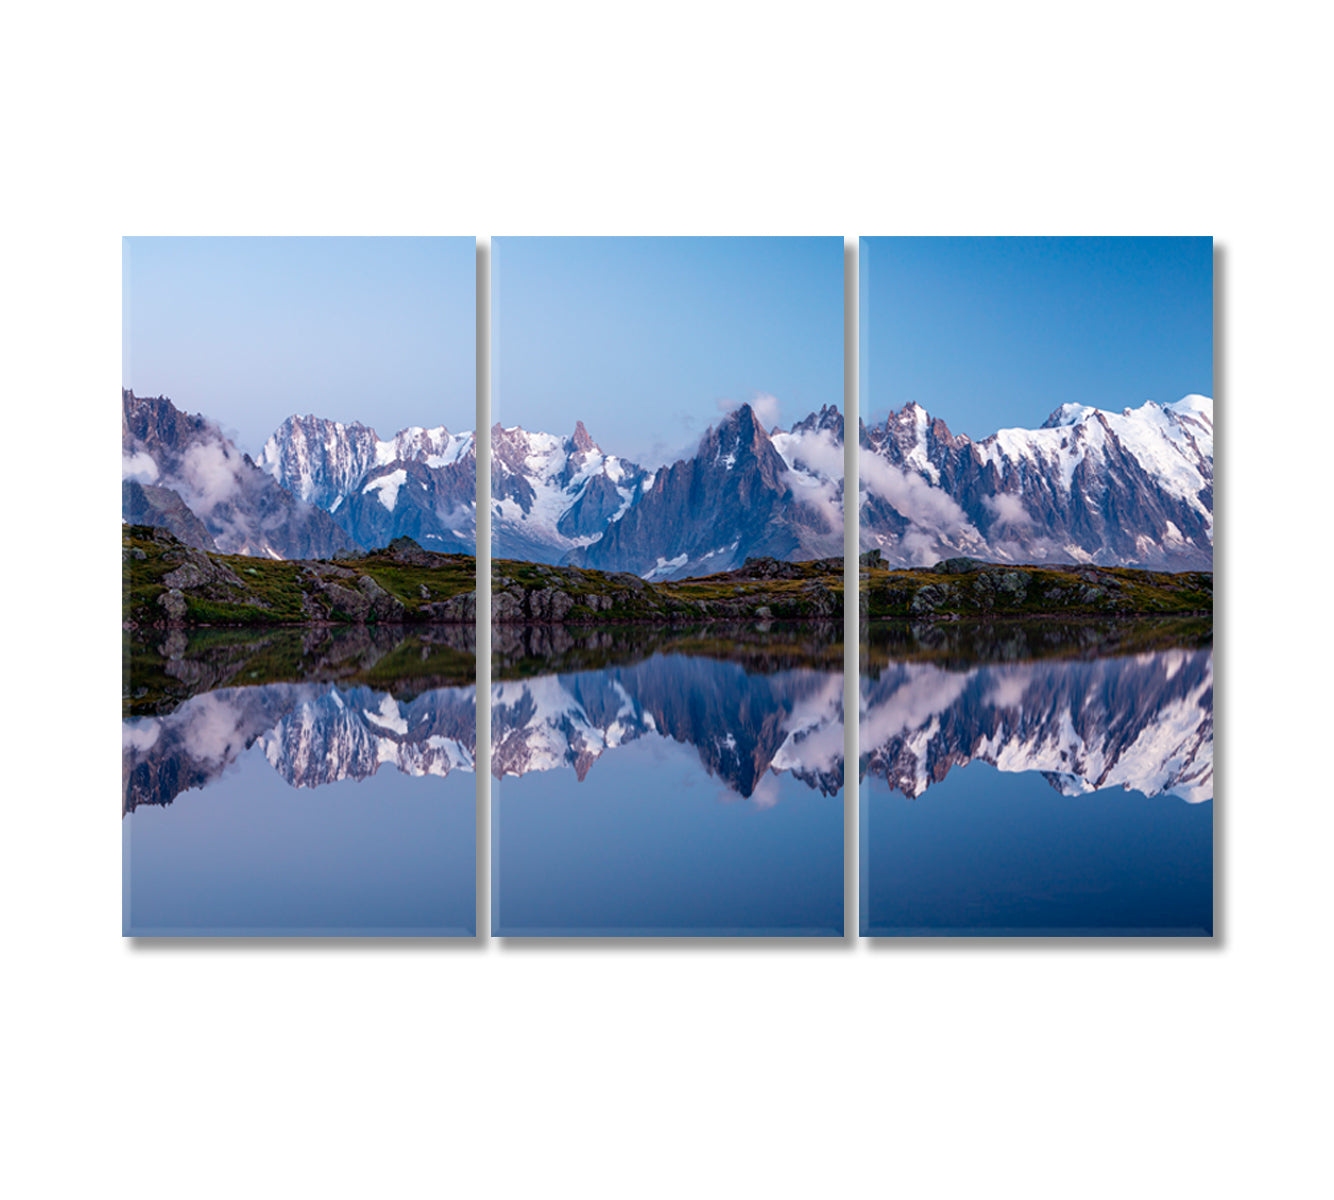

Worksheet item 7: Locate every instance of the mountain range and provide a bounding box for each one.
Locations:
[123,391,475,558]
[122,644,1211,811]
[491,403,846,577]
[860,395,1214,569]
[122,391,354,559]
[259,413,477,553]
[491,658,845,798]
[122,682,477,813]
[498,644,1211,803]
[122,390,1213,575]
[861,648,1213,803]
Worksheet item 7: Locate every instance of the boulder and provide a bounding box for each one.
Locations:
[356,575,406,621]
[742,557,804,580]
[157,589,188,624]
[910,583,958,614]
[319,582,371,621]
[527,587,575,622]
[935,557,984,575]
[492,590,525,623]
[425,592,476,623]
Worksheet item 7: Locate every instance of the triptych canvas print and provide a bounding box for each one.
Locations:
[122,235,1214,938]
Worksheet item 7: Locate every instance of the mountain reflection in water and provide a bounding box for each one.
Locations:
[860,647,1212,803]
[124,682,477,813]
[123,626,476,936]
[490,622,845,936]
[859,620,1213,937]
[492,658,844,799]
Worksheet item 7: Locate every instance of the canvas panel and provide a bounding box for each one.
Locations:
[489,236,846,937]
[857,236,1214,937]
[122,236,479,936]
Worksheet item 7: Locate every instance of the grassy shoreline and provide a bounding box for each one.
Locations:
[859,553,1211,620]
[124,526,1211,629]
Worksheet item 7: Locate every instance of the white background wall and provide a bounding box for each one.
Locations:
[4,4,1330,1197]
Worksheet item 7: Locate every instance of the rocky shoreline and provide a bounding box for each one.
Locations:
[859,551,1212,620]
[123,525,477,629]
[124,526,1211,629]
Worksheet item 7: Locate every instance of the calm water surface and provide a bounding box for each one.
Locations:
[123,628,476,936]
[860,621,1213,936]
[124,619,1210,937]
[491,624,845,936]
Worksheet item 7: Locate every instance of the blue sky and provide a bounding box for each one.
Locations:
[123,237,475,456]
[860,237,1213,439]
[492,237,844,466]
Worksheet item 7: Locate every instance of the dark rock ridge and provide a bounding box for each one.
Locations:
[122,479,217,551]
[578,405,788,575]
[573,403,846,579]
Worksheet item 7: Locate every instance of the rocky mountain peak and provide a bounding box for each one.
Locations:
[702,403,766,463]
[1040,402,1096,429]
[570,420,596,453]
[791,403,845,440]
[573,401,842,579]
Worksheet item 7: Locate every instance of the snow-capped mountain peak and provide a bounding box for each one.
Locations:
[861,394,1213,569]
[490,420,652,563]
[258,412,478,554]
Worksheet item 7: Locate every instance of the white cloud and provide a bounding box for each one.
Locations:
[773,674,845,776]
[859,447,986,564]
[121,451,160,484]
[773,427,844,532]
[782,468,843,532]
[860,664,974,750]
[984,670,1033,710]
[179,440,245,513]
[122,720,160,752]
[858,450,971,534]
[180,693,251,764]
[750,773,781,809]
[983,492,1033,529]
[899,529,941,565]
[777,427,843,481]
